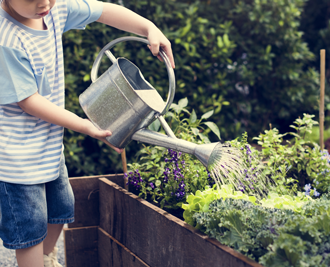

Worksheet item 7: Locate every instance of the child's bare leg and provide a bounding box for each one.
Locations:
[43,223,64,255]
[16,242,44,267]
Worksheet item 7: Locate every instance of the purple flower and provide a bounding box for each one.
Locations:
[126,169,143,189]
[314,189,320,197]
[304,183,311,196]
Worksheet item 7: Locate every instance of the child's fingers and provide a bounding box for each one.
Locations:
[102,138,123,153]
[98,130,123,153]
[147,44,175,69]
[161,45,175,69]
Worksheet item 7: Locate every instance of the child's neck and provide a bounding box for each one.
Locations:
[24,18,47,30]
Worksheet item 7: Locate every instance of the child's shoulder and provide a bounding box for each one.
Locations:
[0,17,22,49]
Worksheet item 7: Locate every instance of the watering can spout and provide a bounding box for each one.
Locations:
[132,129,219,169]
[194,143,219,168]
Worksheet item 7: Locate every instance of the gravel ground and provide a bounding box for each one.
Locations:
[0,230,65,267]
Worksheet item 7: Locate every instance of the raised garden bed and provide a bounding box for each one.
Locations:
[64,174,263,267]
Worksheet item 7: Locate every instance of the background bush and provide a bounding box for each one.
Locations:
[62,0,330,177]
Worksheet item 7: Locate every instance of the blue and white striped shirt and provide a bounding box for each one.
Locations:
[0,0,103,184]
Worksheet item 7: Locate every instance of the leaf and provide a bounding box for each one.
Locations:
[148,119,161,132]
[83,74,90,82]
[201,110,214,120]
[204,121,221,139]
[178,97,188,108]
[217,36,224,48]
[191,127,200,135]
[223,34,230,46]
[189,109,197,123]
[181,22,192,37]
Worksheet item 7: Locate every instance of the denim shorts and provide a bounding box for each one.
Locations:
[0,154,75,249]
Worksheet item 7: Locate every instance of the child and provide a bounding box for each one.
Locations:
[0,0,175,266]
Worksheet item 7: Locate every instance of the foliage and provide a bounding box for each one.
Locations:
[193,196,330,264]
[300,0,330,125]
[253,114,330,194]
[182,185,311,229]
[259,213,330,266]
[260,192,312,214]
[120,0,320,139]
[62,0,320,176]
[124,98,219,210]
[193,198,294,261]
[182,184,257,227]
[157,97,221,142]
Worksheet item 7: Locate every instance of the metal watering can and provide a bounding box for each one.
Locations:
[79,36,223,170]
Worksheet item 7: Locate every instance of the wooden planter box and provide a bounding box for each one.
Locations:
[64,175,263,267]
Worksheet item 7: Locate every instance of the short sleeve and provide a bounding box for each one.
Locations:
[64,0,104,32]
[0,46,38,104]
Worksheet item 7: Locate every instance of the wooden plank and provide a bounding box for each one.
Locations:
[68,176,100,228]
[99,178,263,267]
[68,174,125,228]
[98,227,149,267]
[63,226,99,267]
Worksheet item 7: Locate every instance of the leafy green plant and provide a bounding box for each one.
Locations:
[125,98,219,210]
[253,114,330,194]
[150,97,220,142]
[182,184,312,228]
[260,192,312,214]
[192,196,330,265]
[259,213,330,267]
[182,184,257,227]
[193,198,294,261]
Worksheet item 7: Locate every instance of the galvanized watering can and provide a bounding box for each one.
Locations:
[79,36,224,170]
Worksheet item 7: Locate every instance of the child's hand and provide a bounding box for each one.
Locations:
[83,119,124,154]
[147,27,175,69]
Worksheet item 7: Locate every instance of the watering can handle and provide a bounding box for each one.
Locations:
[90,36,175,116]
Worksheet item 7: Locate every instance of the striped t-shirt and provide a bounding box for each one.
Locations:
[0,0,103,184]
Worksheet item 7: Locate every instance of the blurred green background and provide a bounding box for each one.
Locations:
[62,0,330,177]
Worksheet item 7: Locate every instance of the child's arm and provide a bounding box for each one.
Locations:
[18,92,123,153]
[96,3,175,69]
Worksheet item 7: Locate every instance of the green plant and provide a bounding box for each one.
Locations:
[259,213,330,267]
[182,184,257,227]
[125,98,219,210]
[260,191,312,214]
[192,196,330,264]
[151,97,220,142]
[182,183,312,228]
[193,198,294,261]
[253,114,330,194]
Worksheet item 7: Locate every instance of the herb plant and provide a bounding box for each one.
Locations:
[253,114,330,195]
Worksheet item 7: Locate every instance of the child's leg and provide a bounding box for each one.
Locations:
[43,223,64,255]
[16,242,44,267]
